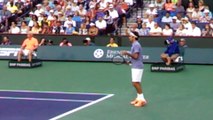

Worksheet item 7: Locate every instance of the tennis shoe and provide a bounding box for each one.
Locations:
[130,98,138,105]
[134,100,147,107]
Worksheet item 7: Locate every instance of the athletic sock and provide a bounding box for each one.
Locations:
[137,93,145,101]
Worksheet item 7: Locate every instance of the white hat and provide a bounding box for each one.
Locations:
[85,37,91,41]
[66,5,71,9]
[149,4,155,8]
[172,16,177,19]
[204,9,210,13]
[36,4,41,6]
[50,10,54,13]
[29,12,34,15]
[137,15,141,19]
[90,23,95,26]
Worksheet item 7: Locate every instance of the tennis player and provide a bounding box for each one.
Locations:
[121,31,147,107]
[17,32,39,62]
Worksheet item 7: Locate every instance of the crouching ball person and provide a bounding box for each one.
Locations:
[121,31,147,107]
[17,33,39,62]
[161,36,180,65]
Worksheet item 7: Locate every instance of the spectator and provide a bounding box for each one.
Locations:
[65,23,76,35]
[41,14,50,26]
[64,15,76,28]
[175,2,185,16]
[47,10,55,21]
[191,6,202,21]
[1,36,11,45]
[88,23,98,36]
[86,5,97,22]
[20,21,30,34]
[106,37,118,47]
[201,23,212,36]
[161,11,172,23]
[198,0,205,12]
[99,0,108,11]
[78,4,87,20]
[59,38,72,47]
[83,37,95,46]
[34,4,44,17]
[95,16,107,35]
[162,23,173,36]
[136,16,143,29]
[72,11,82,23]
[78,22,88,35]
[30,21,41,34]
[57,12,66,22]
[0,5,12,22]
[104,10,114,34]
[149,22,162,36]
[126,23,140,35]
[52,21,64,34]
[39,38,53,46]
[181,17,192,30]
[164,0,175,12]
[161,36,179,65]
[199,9,212,23]
[64,5,74,17]
[145,4,157,17]
[28,13,38,28]
[175,24,188,36]
[138,23,149,36]
[170,16,180,31]
[186,2,195,19]
[108,4,119,20]
[40,22,51,34]
[154,0,165,10]
[6,0,18,14]
[9,22,20,34]
[17,33,39,62]
[187,22,201,36]
[145,15,155,29]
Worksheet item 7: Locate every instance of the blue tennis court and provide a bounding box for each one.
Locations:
[0,90,114,120]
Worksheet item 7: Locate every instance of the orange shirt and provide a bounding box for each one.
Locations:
[164,3,174,11]
[22,37,38,50]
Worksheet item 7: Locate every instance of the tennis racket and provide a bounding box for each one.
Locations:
[112,54,130,65]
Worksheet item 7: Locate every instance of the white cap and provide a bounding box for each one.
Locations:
[29,12,34,15]
[90,23,95,26]
[66,5,71,9]
[149,4,155,8]
[50,10,54,13]
[172,16,177,19]
[204,9,210,13]
[137,15,141,19]
[85,37,91,41]
[36,4,41,6]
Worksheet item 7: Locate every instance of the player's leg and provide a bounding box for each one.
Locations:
[28,50,33,62]
[17,50,23,62]
[131,69,147,107]
[171,54,179,62]
[161,53,168,63]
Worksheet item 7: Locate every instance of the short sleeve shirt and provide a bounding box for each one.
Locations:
[130,41,143,69]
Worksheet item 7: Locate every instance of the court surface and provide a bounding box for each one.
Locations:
[0,61,212,120]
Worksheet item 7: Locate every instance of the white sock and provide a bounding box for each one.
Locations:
[137,93,145,101]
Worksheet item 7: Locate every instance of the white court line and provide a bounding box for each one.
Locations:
[0,97,93,102]
[49,94,114,120]
[0,89,114,119]
[0,89,109,95]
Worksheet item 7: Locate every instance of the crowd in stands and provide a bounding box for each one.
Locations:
[131,0,213,37]
[1,0,135,36]
[0,0,212,38]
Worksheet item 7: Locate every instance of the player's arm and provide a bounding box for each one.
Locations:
[21,40,26,50]
[121,51,139,60]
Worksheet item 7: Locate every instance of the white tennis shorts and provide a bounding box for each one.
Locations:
[21,49,36,56]
[131,68,143,82]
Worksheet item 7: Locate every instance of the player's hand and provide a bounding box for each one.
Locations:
[121,50,128,55]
